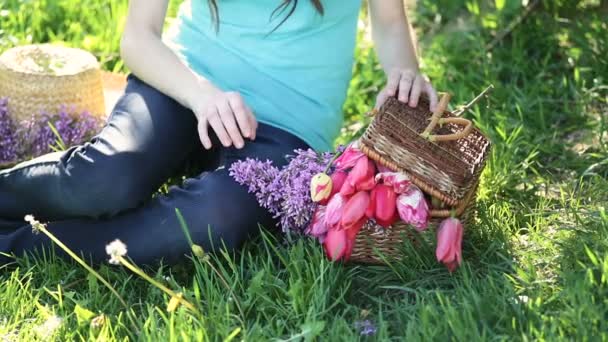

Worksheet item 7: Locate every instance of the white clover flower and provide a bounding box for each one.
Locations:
[105,239,127,265]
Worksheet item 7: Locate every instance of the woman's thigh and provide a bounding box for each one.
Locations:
[0,75,204,220]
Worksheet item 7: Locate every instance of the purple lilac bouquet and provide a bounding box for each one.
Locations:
[0,98,103,165]
[229,149,334,233]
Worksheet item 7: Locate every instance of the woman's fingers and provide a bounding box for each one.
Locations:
[375,89,390,109]
[227,93,254,140]
[249,109,258,140]
[425,82,439,112]
[385,69,401,96]
[379,69,438,110]
[197,117,212,150]
[408,76,424,108]
[398,70,414,103]
[217,100,244,149]
[207,108,232,147]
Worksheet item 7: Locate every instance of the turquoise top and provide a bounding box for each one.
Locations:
[166,0,362,151]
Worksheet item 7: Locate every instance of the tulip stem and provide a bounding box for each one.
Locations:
[324,149,345,174]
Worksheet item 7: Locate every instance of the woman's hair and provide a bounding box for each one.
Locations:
[207,0,324,32]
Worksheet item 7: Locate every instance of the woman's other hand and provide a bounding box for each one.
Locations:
[193,88,258,150]
[375,68,438,112]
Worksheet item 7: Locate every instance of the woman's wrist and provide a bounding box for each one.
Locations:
[186,78,221,119]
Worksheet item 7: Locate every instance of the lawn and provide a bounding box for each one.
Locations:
[1,0,608,340]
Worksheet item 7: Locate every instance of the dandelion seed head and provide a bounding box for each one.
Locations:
[105,239,127,265]
[34,315,63,339]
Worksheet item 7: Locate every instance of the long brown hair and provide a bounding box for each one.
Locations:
[207,0,324,33]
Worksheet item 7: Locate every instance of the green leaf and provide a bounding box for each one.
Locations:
[47,121,67,151]
[74,304,96,326]
[300,321,326,342]
[495,0,505,10]
[585,245,600,266]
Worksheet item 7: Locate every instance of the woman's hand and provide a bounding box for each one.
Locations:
[193,88,258,150]
[375,68,438,111]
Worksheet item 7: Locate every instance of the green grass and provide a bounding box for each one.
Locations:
[1,0,608,340]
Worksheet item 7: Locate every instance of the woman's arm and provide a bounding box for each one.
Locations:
[368,0,438,111]
[121,0,256,149]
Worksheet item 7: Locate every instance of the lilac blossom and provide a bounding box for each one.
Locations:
[229,149,334,233]
[229,158,282,216]
[275,149,333,232]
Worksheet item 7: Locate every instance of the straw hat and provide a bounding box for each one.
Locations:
[0,44,106,122]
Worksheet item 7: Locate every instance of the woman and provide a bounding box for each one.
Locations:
[0,0,437,265]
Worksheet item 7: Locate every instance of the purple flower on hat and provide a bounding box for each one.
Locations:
[0,98,103,163]
[0,98,19,164]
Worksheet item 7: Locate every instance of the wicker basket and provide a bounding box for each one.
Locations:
[351,93,491,264]
[0,44,106,121]
[361,93,490,207]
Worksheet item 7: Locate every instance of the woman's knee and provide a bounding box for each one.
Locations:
[179,172,272,252]
[59,148,156,217]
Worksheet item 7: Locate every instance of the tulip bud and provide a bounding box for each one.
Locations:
[310,173,333,203]
[397,186,430,231]
[366,186,376,219]
[436,217,464,272]
[372,184,397,227]
[375,172,411,194]
[329,171,347,198]
[306,206,329,241]
[341,191,370,231]
[323,228,348,261]
[325,193,346,229]
[340,180,356,196]
[356,160,377,191]
[334,143,365,171]
[342,157,376,195]
[322,171,347,205]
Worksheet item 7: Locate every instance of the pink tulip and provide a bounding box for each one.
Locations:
[436,218,464,272]
[325,193,346,229]
[343,218,365,260]
[328,171,347,199]
[341,157,376,195]
[366,186,376,219]
[370,184,397,227]
[396,186,430,231]
[356,160,376,191]
[334,143,365,171]
[340,191,370,231]
[306,206,328,241]
[324,228,350,261]
[375,172,411,194]
[348,156,369,186]
[340,181,356,196]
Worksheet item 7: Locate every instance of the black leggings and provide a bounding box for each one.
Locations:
[0,75,309,265]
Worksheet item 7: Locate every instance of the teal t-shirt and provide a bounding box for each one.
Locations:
[166,0,362,151]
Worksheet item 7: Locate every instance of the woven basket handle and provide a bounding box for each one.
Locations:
[421,93,473,142]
